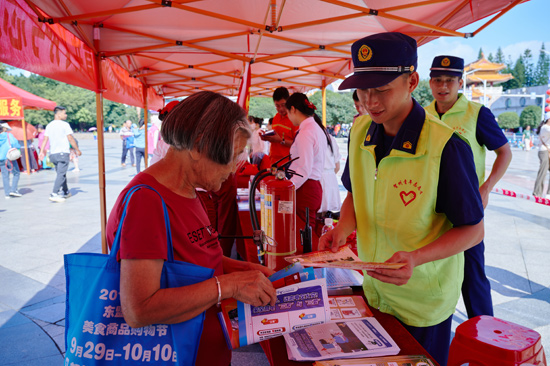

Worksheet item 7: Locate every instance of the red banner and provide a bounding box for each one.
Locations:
[0,0,162,110]
[0,97,23,119]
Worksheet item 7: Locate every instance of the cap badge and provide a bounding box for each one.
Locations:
[358,44,373,62]
[410,65,415,72]
[403,141,412,149]
[441,58,451,67]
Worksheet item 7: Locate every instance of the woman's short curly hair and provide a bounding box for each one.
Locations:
[161,91,250,165]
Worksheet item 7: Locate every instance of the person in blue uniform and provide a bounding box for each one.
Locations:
[319,32,484,366]
[426,56,512,319]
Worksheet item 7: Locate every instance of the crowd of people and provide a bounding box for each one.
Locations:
[3,30,550,366]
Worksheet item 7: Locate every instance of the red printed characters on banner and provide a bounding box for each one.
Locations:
[392,179,423,206]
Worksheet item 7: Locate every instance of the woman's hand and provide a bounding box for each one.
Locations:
[221,270,277,307]
[365,251,415,286]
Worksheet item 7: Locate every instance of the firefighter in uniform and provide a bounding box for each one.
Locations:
[426,55,511,319]
[320,32,485,366]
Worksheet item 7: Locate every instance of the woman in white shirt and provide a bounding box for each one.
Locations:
[286,93,331,248]
[533,112,550,198]
[319,134,342,214]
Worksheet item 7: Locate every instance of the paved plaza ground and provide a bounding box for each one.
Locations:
[0,135,549,365]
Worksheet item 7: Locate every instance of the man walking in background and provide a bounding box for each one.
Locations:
[39,106,81,203]
[119,119,135,167]
[426,55,512,319]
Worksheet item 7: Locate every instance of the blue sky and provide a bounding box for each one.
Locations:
[416,0,550,80]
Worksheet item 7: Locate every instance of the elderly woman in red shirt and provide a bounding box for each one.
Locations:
[106,91,277,366]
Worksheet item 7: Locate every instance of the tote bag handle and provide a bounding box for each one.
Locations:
[110,184,176,262]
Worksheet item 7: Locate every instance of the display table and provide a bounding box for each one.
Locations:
[237,195,440,366]
[259,301,440,366]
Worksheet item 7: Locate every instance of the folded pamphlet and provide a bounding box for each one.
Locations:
[285,246,405,271]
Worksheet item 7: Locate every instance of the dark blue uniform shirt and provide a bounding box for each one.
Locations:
[342,99,484,227]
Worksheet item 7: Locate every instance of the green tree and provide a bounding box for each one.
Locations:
[308,90,356,125]
[488,53,494,62]
[534,43,550,86]
[494,47,505,64]
[412,79,434,107]
[0,63,15,83]
[503,56,524,90]
[497,112,519,129]
[249,97,276,119]
[522,49,534,87]
[520,105,542,129]
[478,48,484,59]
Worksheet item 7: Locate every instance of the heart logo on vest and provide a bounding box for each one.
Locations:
[400,191,416,206]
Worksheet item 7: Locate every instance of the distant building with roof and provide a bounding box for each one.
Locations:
[464,53,513,108]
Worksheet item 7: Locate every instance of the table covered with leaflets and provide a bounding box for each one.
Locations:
[234,193,440,366]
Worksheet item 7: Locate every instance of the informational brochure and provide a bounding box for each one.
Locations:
[238,278,330,347]
[218,263,329,349]
[286,246,405,271]
[284,318,400,361]
[327,296,373,321]
[314,267,364,288]
[313,354,435,366]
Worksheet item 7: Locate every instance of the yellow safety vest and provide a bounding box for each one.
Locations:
[426,94,485,184]
[349,113,464,327]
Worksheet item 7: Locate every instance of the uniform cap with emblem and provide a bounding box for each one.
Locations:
[430,55,464,78]
[339,32,417,90]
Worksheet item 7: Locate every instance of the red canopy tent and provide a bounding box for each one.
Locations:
[0,76,57,173]
[0,0,530,252]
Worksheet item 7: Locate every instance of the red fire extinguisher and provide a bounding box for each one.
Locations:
[260,171,296,271]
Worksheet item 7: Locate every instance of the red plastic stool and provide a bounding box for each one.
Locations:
[448,315,547,366]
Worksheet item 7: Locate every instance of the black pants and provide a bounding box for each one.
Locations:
[135,147,146,173]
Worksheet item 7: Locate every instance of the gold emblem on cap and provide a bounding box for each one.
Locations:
[441,57,451,67]
[403,141,412,149]
[365,134,371,142]
[358,45,373,62]
[410,65,415,72]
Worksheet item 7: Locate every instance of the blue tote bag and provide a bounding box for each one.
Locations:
[64,184,214,365]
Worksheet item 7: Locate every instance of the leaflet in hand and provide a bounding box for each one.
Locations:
[284,318,400,361]
[218,263,329,349]
[285,246,405,271]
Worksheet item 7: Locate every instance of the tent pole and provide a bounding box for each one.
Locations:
[321,80,327,127]
[21,117,31,174]
[93,26,108,254]
[95,90,107,254]
[143,84,149,168]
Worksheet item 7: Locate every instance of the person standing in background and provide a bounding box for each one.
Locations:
[248,116,266,167]
[533,112,550,198]
[37,124,50,169]
[0,122,22,199]
[133,119,146,174]
[286,93,329,249]
[260,87,298,165]
[119,120,135,167]
[319,134,341,215]
[426,55,512,319]
[39,106,82,202]
[522,125,532,151]
[147,120,160,160]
